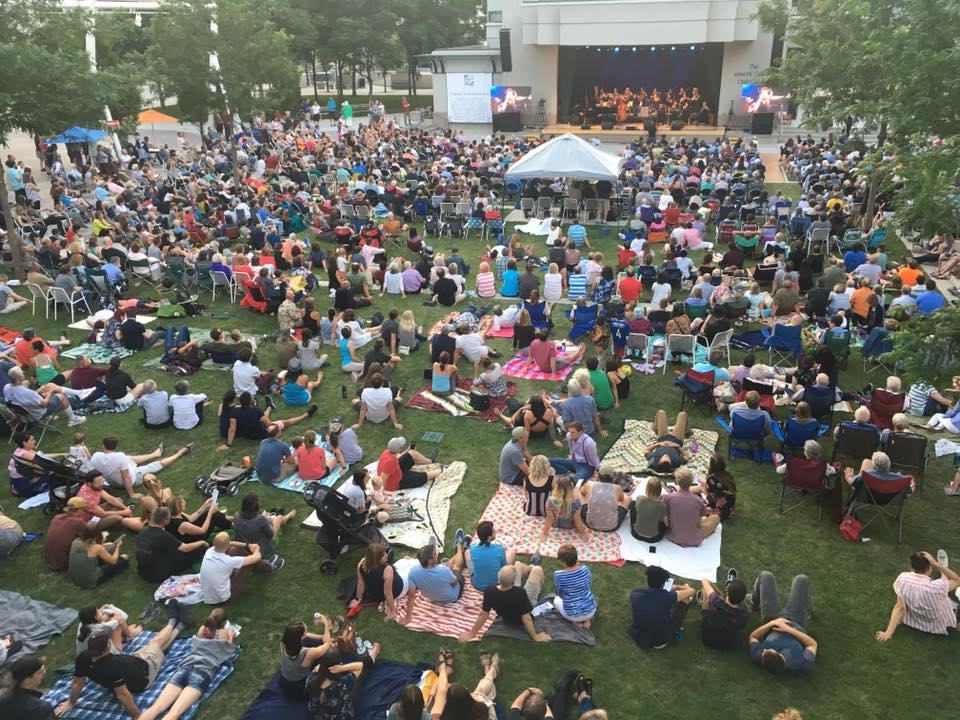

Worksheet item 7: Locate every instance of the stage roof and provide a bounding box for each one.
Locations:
[505,132,623,182]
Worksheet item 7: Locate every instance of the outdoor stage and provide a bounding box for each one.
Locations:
[540,123,726,143]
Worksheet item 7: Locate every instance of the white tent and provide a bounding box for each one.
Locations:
[504,132,623,182]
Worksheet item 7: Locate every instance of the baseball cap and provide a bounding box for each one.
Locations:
[10,654,43,683]
[66,497,86,510]
[387,436,406,452]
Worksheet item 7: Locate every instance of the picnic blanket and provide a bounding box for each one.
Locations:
[239,661,429,720]
[427,311,492,338]
[153,574,204,605]
[0,591,76,664]
[485,325,515,338]
[43,631,240,720]
[386,566,494,641]
[0,326,20,343]
[252,463,341,494]
[68,315,157,332]
[61,343,136,361]
[501,344,581,381]
[600,419,719,479]
[405,378,516,422]
[617,477,723,581]
[486,599,596,646]
[140,328,257,369]
[478,484,622,562]
[302,461,466,552]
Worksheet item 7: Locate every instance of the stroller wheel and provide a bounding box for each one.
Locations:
[303,481,319,504]
[226,481,240,496]
[320,559,337,576]
[194,475,208,490]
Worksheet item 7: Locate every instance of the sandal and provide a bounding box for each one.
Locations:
[437,647,454,672]
[488,653,500,680]
[478,650,491,673]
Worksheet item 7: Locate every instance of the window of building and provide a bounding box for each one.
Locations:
[488,10,503,23]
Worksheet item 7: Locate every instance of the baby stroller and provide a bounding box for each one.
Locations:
[12,454,86,516]
[304,482,390,575]
[194,462,256,497]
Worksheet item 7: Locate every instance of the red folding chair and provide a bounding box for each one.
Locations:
[239,278,268,313]
[867,389,905,431]
[779,456,830,519]
[846,470,913,544]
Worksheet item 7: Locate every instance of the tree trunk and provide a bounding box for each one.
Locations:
[334,59,343,98]
[350,64,357,96]
[0,176,26,280]
[862,119,888,231]
[409,60,418,96]
[311,52,319,99]
[382,69,388,93]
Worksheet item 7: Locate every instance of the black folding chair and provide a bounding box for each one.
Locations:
[885,433,928,493]
[845,470,913,544]
[831,423,879,466]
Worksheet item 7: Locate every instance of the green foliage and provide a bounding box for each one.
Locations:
[757,0,960,138]
[880,137,960,238]
[888,305,960,382]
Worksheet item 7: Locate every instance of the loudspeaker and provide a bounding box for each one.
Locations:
[499,29,512,72]
[624,125,637,131]
[580,123,592,130]
[669,119,684,131]
[751,112,774,134]
[600,119,614,130]
[493,111,521,132]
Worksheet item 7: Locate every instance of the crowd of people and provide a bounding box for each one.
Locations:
[0,100,957,720]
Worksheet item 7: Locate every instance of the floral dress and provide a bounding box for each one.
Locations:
[308,672,356,720]
[705,472,736,520]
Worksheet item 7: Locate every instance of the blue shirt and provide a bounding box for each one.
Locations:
[408,564,460,603]
[568,224,587,247]
[255,437,290,485]
[628,587,677,649]
[500,269,519,297]
[843,250,866,272]
[554,565,596,618]
[103,263,124,286]
[558,394,598,434]
[915,290,945,316]
[691,362,731,383]
[469,543,507,591]
[282,381,309,406]
[750,628,816,672]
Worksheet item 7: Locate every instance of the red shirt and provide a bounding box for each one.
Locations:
[616,248,635,270]
[663,207,680,225]
[14,338,56,366]
[44,512,87,570]
[528,338,557,372]
[619,276,641,303]
[377,449,402,492]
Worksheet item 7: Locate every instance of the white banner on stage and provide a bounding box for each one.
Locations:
[446,73,492,123]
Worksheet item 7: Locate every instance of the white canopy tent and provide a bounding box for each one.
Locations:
[504,132,623,182]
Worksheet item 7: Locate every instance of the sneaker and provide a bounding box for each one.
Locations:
[454,527,465,547]
[270,556,286,572]
[175,600,193,628]
[156,442,165,455]
[262,395,275,410]
[164,598,180,622]
[428,447,439,463]
[938,549,949,568]
[427,535,437,548]
[68,415,87,427]
[307,403,319,417]
[529,551,542,566]
[462,535,472,551]
[726,567,738,585]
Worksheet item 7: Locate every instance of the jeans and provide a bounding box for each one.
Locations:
[548,458,595,481]
[752,571,811,627]
[164,325,190,352]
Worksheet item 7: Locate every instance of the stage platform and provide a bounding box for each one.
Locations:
[540,123,725,143]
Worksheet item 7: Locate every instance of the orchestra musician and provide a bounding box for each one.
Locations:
[582,86,709,129]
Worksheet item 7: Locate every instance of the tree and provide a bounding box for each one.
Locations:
[888,306,960,383]
[395,0,482,95]
[757,0,960,227]
[879,137,960,239]
[0,0,124,277]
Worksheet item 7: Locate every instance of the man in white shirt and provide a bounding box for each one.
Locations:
[137,380,171,428]
[200,532,264,604]
[88,436,194,498]
[354,375,402,429]
[170,380,208,430]
[232,348,265,396]
[454,324,498,364]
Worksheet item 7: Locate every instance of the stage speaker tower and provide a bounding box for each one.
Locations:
[499,30,512,72]
[600,119,614,130]
[751,112,774,134]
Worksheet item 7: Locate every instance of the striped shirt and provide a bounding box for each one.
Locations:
[893,571,956,635]
[906,382,934,416]
[554,564,596,618]
[568,224,587,247]
[568,274,587,300]
[475,271,496,298]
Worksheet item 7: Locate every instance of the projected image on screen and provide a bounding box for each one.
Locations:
[491,86,533,114]
[740,83,788,113]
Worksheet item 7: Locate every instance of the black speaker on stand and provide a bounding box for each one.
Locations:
[499,29,512,72]
[493,112,521,132]
[751,112,775,135]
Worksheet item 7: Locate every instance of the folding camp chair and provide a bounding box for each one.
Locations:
[772,416,824,455]
[779,456,830,519]
[845,470,913,543]
[239,279,268,313]
[862,328,895,375]
[752,265,777,288]
[716,412,767,462]
[24,282,51,317]
[698,328,734,367]
[765,323,803,366]
[663,334,697,371]
[627,333,649,360]
[562,198,580,220]
[5,402,60,446]
[537,196,554,218]
[519,197,535,218]
[885,433,928,493]
[674,368,715,414]
[822,328,851,369]
[210,270,234,303]
[867,389,905,431]
[581,198,599,223]
[831,423,880,466]
[46,286,91,324]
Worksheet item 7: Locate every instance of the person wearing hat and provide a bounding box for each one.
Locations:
[43,497,88,570]
[0,653,55,718]
[376,437,441,492]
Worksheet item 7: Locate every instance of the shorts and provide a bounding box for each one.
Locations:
[553,596,596,623]
[170,665,213,692]
[133,461,164,484]
[133,643,165,687]
[271,420,287,431]
[398,453,428,488]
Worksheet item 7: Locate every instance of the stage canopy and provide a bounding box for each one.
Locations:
[505,133,623,182]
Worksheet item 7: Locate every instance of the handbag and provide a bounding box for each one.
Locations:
[838,515,861,541]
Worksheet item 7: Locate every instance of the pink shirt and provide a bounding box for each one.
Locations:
[528,338,557,372]
[294,445,329,482]
[663,489,706,547]
[476,272,495,298]
[893,572,956,635]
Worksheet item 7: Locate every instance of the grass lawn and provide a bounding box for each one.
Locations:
[1,199,957,720]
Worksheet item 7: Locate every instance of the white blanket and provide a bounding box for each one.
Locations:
[68,314,157,331]
[514,216,556,236]
[935,439,960,457]
[17,493,50,510]
[617,477,722,582]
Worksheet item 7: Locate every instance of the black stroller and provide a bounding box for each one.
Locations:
[12,454,86,516]
[194,462,257,497]
[303,482,390,575]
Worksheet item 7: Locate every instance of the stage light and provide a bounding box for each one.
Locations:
[670,45,676,51]
[650,46,656,51]
[632,46,637,52]
[614,47,620,52]
[596,47,601,53]
[689,45,696,51]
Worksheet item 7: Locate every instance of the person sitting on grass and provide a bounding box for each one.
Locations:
[377,436,441,491]
[454,322,499,365]
[88,435,194,500]
[351,542,405,619]
[199,532,264,604]
[233,493,296,573]
[473,355,508,398]
[699,570,749,650]
[628,565,695,650]
[57,600,193,718]
[401,533,470,623]
[222,391,317,449]
[354,373,403,430]
[170,379,208,430]
[554,379,606,438]
[137,608,237,720]
[541,475,587,541]
[68,522,130,589]
[527,330,586,375]
[0,654,56,718]
[469,520,515,592]
[135,505,209,583]
[876,550,960,641]
[306,641,382,720]
[460,563,550,643]
[579,467,631,531]
[499,427,533,486]
[749,570,817,673]
[292,430,339,482]
[630,478,669,543]
[280,368,324,407]
[431,351,459,397]
[553,544,597,628]
[277,614,338,700]
[255,425,298,487]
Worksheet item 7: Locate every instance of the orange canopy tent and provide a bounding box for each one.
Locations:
[137,109,178,124]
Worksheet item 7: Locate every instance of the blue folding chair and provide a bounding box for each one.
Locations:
[716,413,768,462]
[771,416,826,455]
[764,323,803,366]
[568,303,600,341]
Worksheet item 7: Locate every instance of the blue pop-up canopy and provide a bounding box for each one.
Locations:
[46,126,106,144]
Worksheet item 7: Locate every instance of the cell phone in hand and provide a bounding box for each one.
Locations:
[409,442,416,450]
[664,577,673,592]
[211,488,220,506]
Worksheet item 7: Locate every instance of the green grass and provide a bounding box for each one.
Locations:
[1,197,957,720]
